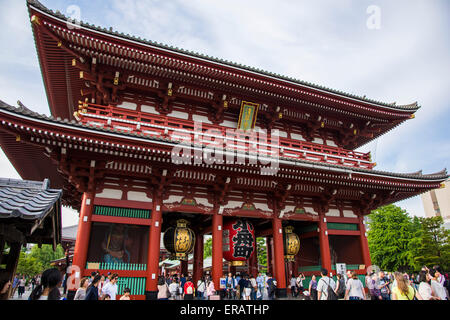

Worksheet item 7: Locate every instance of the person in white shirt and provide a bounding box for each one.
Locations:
[197,277,206,300]
[418,271,440,300]
[345,271,365,300]
[430,269,448,300]
[102,273,119,300]
[168,278,180,300]
[316,268,336,300]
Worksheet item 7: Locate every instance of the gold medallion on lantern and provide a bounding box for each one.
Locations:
[283,226,300,262]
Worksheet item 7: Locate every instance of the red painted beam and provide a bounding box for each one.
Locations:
[327,229,360,236]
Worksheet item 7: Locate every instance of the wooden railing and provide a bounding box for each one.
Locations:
[75,103,374,169]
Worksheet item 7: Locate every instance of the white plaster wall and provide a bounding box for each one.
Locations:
[167,110,189,120]
[96,188,123,199]
[118,102,137,110]
[141,104,160,115]
[343,210,357,218]
[127,191,152,202]
[326,208,340,217]
[291,133,305,141]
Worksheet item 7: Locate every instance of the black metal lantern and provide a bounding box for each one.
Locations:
[283,226,300,261]
[163,219,195,260]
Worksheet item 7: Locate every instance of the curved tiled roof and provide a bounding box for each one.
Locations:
[0,178,62,220]
[0,99,446,182]
[27,0,419,112]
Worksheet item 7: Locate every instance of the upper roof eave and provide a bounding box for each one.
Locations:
[0,99,446,184]
[27,0,420,114]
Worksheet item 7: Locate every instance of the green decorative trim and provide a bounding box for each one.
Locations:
[297,224,318,234]
[117,277,146,295]
[86,262,147,271]
[94,205,151,219]
[298,265,322,272]
[326,222,358,231]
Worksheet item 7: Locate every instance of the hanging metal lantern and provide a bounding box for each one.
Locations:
[223,219,255,266]
[283,226,300,262]
[163,219,195,261]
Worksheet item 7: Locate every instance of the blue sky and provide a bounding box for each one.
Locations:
[0,0,449,227]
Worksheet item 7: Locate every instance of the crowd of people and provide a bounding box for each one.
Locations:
[156,265,449,301]
[1,265,448,301]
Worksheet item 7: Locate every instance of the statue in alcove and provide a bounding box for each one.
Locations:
[101,224,131,264]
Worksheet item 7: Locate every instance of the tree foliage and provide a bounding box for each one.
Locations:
[16,244,65,276]
[368,204,450,272]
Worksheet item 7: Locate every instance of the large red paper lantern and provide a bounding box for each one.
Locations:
[222,219,255,266]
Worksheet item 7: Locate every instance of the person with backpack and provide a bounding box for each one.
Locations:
[266,274,277,300]
[317,268,337,300]
[197,276,206,300]
[344,271,365,300]
[334,273,346,299]
[183,277,195,300]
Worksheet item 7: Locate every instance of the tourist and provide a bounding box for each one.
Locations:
[180,273,186,289]
[378,271,391,300]
[266,274,277,300]
[317,268,336,300]
[392,272,423,300]
[433,265,445,287]
[418,270,440,300]
[17,275,26,298]
[88,271,97,285]
[85,275,101,300]
[289,274,297,298]
[205,275,216,300]
[31,276,36,291]
[334,273,346,300]
[11,275,19,297]
[225,272,235,299]
[0,278,11,300]
[98,274,106,295]
[196,276,206,300]
[296,273,305,295]
[256,273,264,297]
[101,273,119,300]
[308,275,318,300]
[242,275,252,300]
[168,278,180,300]
[74,277,89,300]
[344,271,365,300]
[430,268,448,300]
[183,277,195,300]
[120,287,131,300]
[250,274,257,300]
[365,271,375,300]
[29,268,63,300]
[157,276,170,300]
[371,273,382,300]
[101,294,111,300]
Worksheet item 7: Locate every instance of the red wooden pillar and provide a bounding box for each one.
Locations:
[193,233,204,284]
[266,236,273,275]
[211,211,223,293]
[294,254,300,277]
[272,216,287,297]
[181,260,188,277]
[318,212,332,274]
[69,192,94,298]
[358,215,372,270]
[145,194,162,300]
[248,247,258,277]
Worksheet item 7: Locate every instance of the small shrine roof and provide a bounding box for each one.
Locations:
[0,177,62,246]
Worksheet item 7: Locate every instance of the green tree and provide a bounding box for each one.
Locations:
[16,251,43,276]
[256,237,267,272]
[16,244,65,276]
[410,216,450,271]
[203,237,212,258]
[367,204,419,272]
